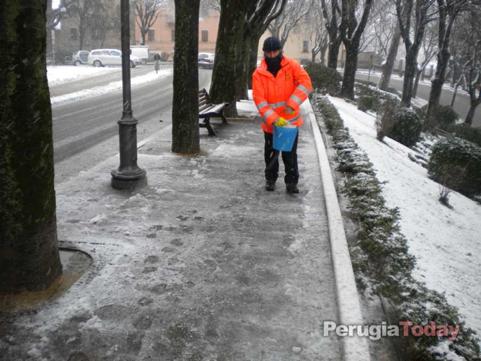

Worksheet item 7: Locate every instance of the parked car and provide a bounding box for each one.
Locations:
[88,49,142,68]
[198,52,215,69]
[72,50,90,66]
[130,45,149,64]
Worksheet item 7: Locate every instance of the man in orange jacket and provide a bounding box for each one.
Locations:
[252,36,313,193]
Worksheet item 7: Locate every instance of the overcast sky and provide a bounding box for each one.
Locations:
[52,0,60,9]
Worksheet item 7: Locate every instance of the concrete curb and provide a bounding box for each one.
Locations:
[303,100,371,361]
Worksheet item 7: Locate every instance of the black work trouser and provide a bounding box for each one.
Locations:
[264,131,299,185]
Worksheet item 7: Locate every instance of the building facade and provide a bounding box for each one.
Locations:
[53,0,122,63]
[134,6,220,58]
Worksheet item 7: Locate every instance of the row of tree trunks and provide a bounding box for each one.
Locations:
[425,0,463,127]
[0,0,62,292]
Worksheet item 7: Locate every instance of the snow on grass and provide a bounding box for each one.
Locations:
[355,69,470,96]
[50,69,172,105]
[328,95,481,340]
[237,90,260,117]
[237,100,258,117]
[47,65,118,87]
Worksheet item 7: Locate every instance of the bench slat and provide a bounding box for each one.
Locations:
[197,89,228,135]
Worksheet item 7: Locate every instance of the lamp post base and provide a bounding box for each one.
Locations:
[111,168,147,190]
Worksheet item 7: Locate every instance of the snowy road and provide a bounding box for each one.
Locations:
[50,65,212,183]
[355,71,481,128]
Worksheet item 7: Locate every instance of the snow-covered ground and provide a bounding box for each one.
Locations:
[47,66,118,87]
[355,69,469,96]
[328,96,481,341]
[50,69,173,105]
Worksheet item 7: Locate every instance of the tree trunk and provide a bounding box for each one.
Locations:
[327,37,341,69]
[451,85,458,107]
[140,29,146,45]
[172,0,200,154]
[413,69,422,98]
[427,47,451,119]
[0,0,62,292]
[247,34,260,91]
[340,43,358,99]
[235,36,249,100]
[320,43,328,66]
[379,25,401,91]
[451,76,463,107]
[46,0,53,61]
[450,54,457,87]
[401,50,417,106]
[209,0,247,116]
[465,99,479,126]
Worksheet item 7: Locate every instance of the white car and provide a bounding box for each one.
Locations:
[88,49,142,68]
[198,52,215,69]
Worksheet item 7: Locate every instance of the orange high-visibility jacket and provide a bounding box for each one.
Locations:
[252,56,313,134]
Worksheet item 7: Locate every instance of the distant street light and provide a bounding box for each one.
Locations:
[111,0,147,190]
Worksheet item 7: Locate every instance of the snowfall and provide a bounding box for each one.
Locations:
[328,96,481,342]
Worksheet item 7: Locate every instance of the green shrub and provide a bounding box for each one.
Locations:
[304,63,342,95]
[355,82,400,114]
[422,104,459,129]
[428,137,481,197]
[358,95,381,112]
[443,124,481,148]
[387,107,423,147]
[313,95,344,132]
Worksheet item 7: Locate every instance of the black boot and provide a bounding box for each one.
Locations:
[286,183,299,194]
[265,180,276,191]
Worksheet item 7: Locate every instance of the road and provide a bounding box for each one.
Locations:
[356,71,481,128]
[51,65,212,183]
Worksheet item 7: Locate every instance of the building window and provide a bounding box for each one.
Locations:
[302,40,309,53]
[201,30,208,42]
[171,29,175,41]
[70,28,78,41]
[148,29,155,42]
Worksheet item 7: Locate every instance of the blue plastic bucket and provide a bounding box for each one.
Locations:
[273,125,298,152]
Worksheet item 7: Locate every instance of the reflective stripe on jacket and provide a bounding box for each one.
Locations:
[252,56,313,134]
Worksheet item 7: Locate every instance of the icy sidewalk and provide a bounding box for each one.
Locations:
[1,113,342,360]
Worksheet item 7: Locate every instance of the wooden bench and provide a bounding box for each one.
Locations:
[199,88,228,136]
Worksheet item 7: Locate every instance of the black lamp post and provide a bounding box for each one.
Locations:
[111,0,146,190]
